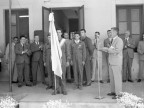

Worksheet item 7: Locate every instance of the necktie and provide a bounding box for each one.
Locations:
[22,44,24,51]
[111,38,113,45]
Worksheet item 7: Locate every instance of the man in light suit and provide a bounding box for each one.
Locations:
[91,32,104,83]
[104,30,112,83]
[5,37,18,82]
[101,27,123,99]
[15,35,32,87]
[123,30,135,82]
[30,35,46,86]
[137,33,144,82]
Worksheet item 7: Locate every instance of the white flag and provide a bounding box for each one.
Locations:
[49,13,62,78]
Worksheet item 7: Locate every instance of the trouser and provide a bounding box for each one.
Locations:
[46,60,54,87]
[8,61,18,82]
[138,60,144,80]
[91,56,102,81]
[109,64,122,95]
[73,60,83,87]
[66,66,71,80]
[17,62,30,85]
[83,58,91,84]
[32,60,45,84]
[123,55,133,81]
[55,63,66,92]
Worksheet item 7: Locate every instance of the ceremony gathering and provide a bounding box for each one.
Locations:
[0,0,144,108]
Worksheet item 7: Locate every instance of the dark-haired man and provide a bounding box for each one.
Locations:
[80,29,93,86]
[104,30,112,83]
[5,37,18,83]
[123,30,135,82]
[53,29,70,95]
[15,35,32,87]
[70,32,86,90]
[30,35,46,86]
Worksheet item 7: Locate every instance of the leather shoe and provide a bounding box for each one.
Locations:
[128,79,133,83]
[100,80,104,83]
[26,83,33,86]
[62,91,67,95]
[137,79,141,82]
[112,95,117,99]
[18,84,23,88]
[107,92,116,96]
[46,86,52,90]
[86,81,91,86]
[52,90,60,95]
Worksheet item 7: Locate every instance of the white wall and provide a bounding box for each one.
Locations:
[0,0,143,51]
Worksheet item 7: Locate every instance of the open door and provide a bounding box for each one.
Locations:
[78,5,85,30]
[42,7,50,43]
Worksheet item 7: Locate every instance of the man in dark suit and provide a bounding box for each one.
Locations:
[30,35,46,85]
[80,29,94,86]
[123,30,135,82]
[43,34,54,89]
[15,35,32,87]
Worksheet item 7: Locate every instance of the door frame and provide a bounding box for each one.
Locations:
[42,6,85,42]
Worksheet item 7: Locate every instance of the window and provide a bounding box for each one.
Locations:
[116,5,143,52]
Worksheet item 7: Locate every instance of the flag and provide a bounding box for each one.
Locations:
[49,12,62,78]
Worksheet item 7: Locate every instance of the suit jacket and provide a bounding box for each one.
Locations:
[108,36,123,66]
[15,43,31,64]
[137,41,144,60]
[60,39,70,65]
[43,42,51,65]
[82,37,94,60]
[104,38,111,48]
[30,42,43,62]
[123,37,135,59]
[5,42,16,62]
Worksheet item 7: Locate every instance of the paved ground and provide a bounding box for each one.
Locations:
[0,81,144,104]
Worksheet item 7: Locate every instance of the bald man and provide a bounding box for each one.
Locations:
[123,30,135,82]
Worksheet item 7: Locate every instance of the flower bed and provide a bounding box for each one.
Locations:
[117,92,144,108]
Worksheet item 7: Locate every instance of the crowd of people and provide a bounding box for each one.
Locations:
[2,27,144,99]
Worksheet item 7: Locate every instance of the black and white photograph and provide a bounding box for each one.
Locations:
[0,0,144,108]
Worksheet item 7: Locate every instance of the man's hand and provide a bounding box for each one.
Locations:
[82,61,85,66]
[71,61,73,65]
[66,62,69,67]
[22,49,28,54]
[44,63,46,66]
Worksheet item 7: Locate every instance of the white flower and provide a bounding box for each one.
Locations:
[43,99,71,108]
[0,96,18,108]
[117,92,144,108]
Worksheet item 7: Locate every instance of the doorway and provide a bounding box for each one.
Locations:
[5,9,29,46]
[42,6,84,42]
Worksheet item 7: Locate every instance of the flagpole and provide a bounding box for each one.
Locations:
[9,0,12,92]
[95,37,104,100]
[54,75,56,95]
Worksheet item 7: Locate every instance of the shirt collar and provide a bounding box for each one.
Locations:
[75,40,80,44]
[112,35,118,40]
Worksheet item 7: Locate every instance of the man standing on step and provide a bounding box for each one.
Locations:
[80,29,93,86]
[30,35,46,86]
[101,27,123,99]
[52,29,70,95]
[15,35,33,87]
